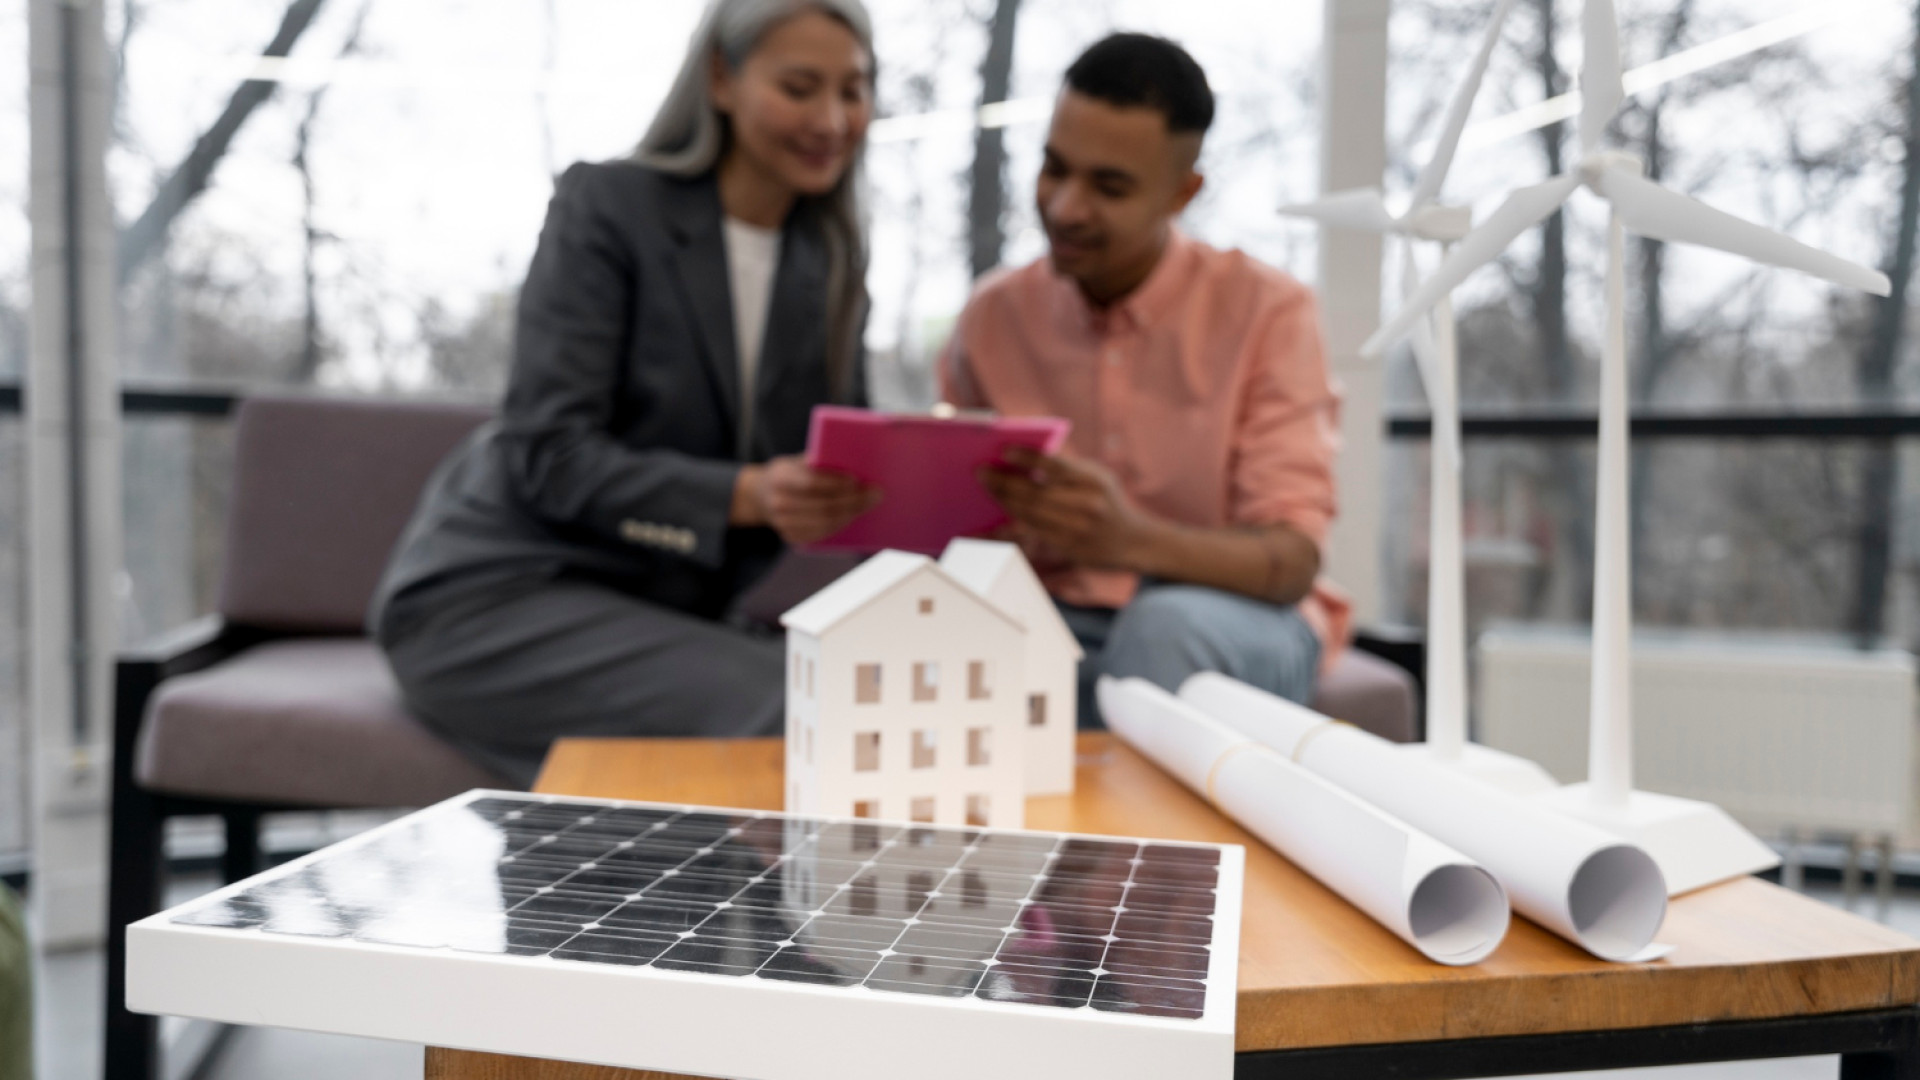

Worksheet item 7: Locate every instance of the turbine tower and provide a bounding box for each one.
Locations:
[1284,0,1558,794]
[1366,0,1890,894]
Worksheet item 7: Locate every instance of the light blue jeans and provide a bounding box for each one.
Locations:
[1059,584,1322,729]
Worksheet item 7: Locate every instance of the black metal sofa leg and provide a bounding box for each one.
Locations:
[104,782,164,1080]
[222,809,261,884]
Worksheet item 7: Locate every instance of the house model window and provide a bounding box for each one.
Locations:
[968,728,991,767]
[779,543,1083,830]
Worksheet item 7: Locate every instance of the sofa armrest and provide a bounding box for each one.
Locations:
[119,615,243,677]
[1351,624,1425,686]
[1350,624,1425,741]
[114,617,271,795]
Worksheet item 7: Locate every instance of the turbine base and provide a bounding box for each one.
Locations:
[1540,784,1780,897]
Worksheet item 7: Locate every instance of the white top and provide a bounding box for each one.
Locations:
[723,216,782,447]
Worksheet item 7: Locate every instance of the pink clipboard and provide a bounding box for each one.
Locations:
[804,405,1070,555]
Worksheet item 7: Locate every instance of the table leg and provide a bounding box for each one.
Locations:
[1840,1006,1920,1080]
[1234,1007,1920,1079]
[1841,1044,1920,1080]
[425,1048,706,1080]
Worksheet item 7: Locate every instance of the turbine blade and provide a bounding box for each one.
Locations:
[1411,0,1520,209]
[1279,188,1398,232]
[1580,0,1624,153]
[1365,173,1582,358]
[1598,167,1893,296]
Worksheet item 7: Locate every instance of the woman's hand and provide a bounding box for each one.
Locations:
[732,456,879,546]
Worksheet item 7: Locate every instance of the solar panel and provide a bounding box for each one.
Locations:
[129,791,1243,1080]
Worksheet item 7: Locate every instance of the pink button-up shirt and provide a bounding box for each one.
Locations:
[939,229,1352,659]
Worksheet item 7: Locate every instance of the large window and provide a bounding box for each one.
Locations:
[863,0,1322,405]
[111,0,708,395]
[106,1,1321,403]
[1379,0,1918,648]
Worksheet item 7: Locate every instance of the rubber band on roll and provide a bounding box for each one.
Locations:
[1202,743,1266,807]
[1289,719,1353,764]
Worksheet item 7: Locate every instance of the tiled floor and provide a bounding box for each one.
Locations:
[28,876,1899,1080]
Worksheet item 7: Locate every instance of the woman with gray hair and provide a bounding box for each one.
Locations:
[370,0,879,786]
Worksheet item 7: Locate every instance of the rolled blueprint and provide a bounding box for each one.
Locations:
[1179,673,1668,963]
[1098,677,1509,966]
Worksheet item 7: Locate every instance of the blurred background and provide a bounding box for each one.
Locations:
[7,0,1920,1076]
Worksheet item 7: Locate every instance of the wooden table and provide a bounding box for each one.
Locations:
[427,734,1920,1079]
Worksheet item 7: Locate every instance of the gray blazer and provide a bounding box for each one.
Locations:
[370,161,866,634]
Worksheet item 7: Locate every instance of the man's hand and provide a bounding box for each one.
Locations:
[979,447,1151,570]
[981,446,1321,606]
[732,456,879,546]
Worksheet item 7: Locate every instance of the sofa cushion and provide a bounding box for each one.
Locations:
[136,639,511,806]
[1311,648,1419,744]
[218,394,491,633]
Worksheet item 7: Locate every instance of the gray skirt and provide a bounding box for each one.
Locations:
[377,570,785,788]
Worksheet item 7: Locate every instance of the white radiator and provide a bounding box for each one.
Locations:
[1476,627,1916,838]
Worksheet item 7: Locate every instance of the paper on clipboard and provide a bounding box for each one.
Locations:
[804,405,1070,555]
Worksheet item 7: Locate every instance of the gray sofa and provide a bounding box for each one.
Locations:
[105,394,506,1080]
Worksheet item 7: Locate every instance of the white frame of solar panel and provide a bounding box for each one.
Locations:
[128,790,1243,1080]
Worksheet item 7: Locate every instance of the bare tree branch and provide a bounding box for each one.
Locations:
[968,0,1021,280]
[117,0,330,285]
[290,0,373,385]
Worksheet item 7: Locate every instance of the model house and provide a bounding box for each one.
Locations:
[782,550,1030,829]
[938,538,1083,796]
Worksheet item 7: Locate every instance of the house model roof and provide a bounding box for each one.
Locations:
[779,549,1021,637]
[939,539,1084,660]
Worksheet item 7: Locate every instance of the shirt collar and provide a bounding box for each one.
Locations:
[1055,227,1195,336]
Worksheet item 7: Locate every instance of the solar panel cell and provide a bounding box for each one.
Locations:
[757,945,881,986]
[866,955,988,997]
[652,938,779,977]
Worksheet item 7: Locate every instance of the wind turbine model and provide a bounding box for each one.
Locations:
[1285,0,1558,795]
[1367,0,1891,895]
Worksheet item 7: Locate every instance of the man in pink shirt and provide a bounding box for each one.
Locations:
[941,33,1350,725]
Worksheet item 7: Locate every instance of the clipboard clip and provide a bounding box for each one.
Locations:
[928,402,998,422]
